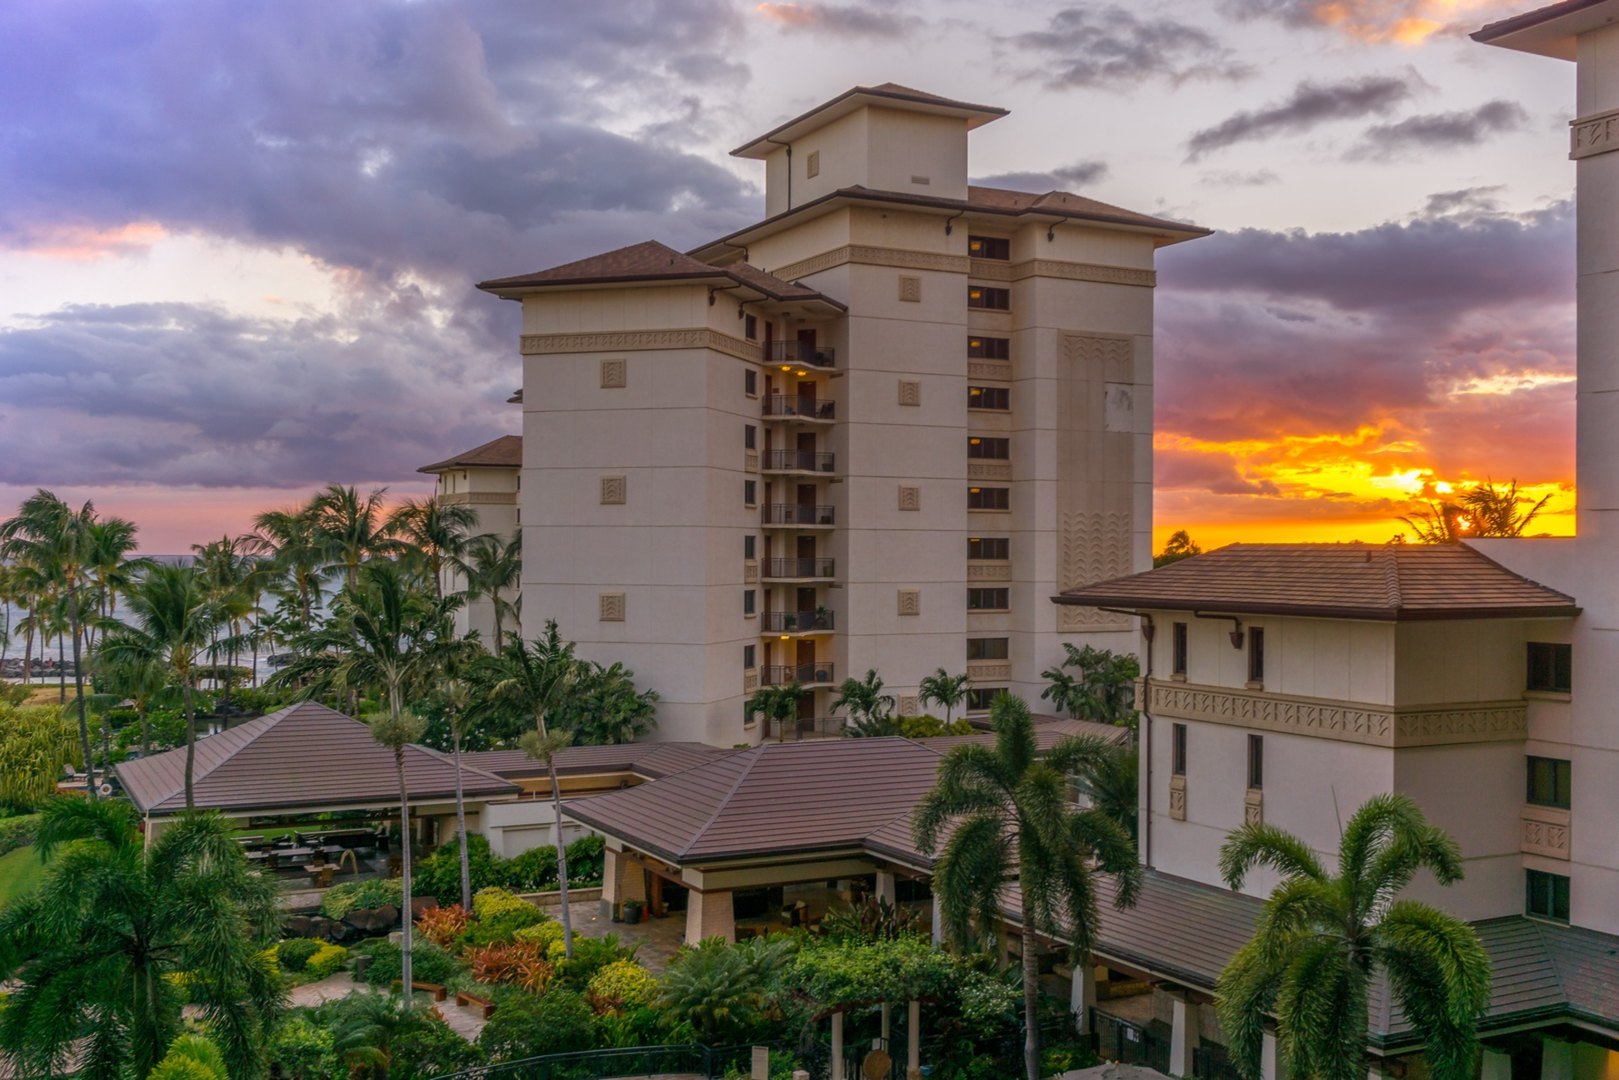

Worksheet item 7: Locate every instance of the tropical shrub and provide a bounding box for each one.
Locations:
[276,938,323,972]
[414,903,470,948]
[304,943,349,982]
[355,940,458,989]
[0,812,39,857]
[565,833,605,883]
[147,1034,228,1080]
[478,987,597,1061]
[465,940,553,993]
[412,834,504,903]
[513,919,567,956]
[657,935,795,1045]
[895,714,974,738]
[0,706,78,809]
[268,1014,334,1080]
[820,896,924,942]
[317,991,482,1080]
[554,933,638,991]
[586,958,656,1014]
[472,886,533,921]
[320,877,403,920]
[459,907,548,949]
[501,843,558,890]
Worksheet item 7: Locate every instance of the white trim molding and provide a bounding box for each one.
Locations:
[520,328,758,363]
[1571,108,1619,159]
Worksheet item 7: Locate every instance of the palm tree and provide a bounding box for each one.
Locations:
[246,504,326,631]
[389,498,478,601]
[913,693,1142,1080]
[0,798,283,1080]
[460,532,521,648]
[368,707,428,994]
[439,676,478,911]
[97,563,224,808]
[832,668,896,737]
[1040,643,1140,727]
[313,485,400,590]
[1214,795,1492,1080]
[561,661,659,745]
[192,535,256,714]
[94,652,171,756]
[918,668,971,726]
[1153,528,1202,567]
[84,516,145,637]
[1401,478,1552,543]
[747,682,803,740]
[1073,744,1139,842]
[480,622,583,958]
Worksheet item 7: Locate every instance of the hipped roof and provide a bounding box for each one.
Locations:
[464,741,736,783]
[417,434,521,474]
[731,83,1008,158]
[115,701,519,816]
[1053,543,1579,622]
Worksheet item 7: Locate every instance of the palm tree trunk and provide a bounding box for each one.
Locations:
[492,593,504,653]
[140,700,150,756]
[396,747,414,992]
[183,679,197,810]
[69,585,94,801]
[1021,889,1040,1080]
[22,619,32,684]
[450,711,472,911]
[57,622,65,702]
[547,755,574,960]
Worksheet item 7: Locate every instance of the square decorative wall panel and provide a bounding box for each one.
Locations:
[897,589,921,616]
[898,275,922,303]
[600,359,627,388]
[599,593,626,622]
[898,485,921,511]
[898,380,921,407]
[600,476,627,505]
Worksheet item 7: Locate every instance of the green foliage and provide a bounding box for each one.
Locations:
[412,835,604,904]
[355,940,458,989]
[472,886,533,921]
[553,933,638,991]
[513,919,567,954]
[656,935,795,1045]
[0,813,39,858]
[1153,529,1202,567]
[832,669,897,737]
[147,1054,222,1080]
[319,877,403,919]
[1039,643,1140,728]
[820,896,925,942]
[565,834,604,883]
[894,714,974,738]
[478,986,597,1061]
[0,685,31,708]
[267,1015,333,1080]
[585,958,656,1014]
[0,705,78,809]
[501,843,559,890]
[303,943,348,982]
[789,933,959,1009]
[276,938,323,972]
[153,1035,228,1080]
[1072,745,1139,843]
[315,990,482,1080]
[458,907,548,949]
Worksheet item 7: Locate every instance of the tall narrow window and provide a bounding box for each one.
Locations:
[743,644,756,669]
[1527,642,1572,692]
[1172,622,1188,676]
[744,480,757,506]
[1247,735,1264,790]
[1172,724,1187,776]
[744,314,758,341]
[744,424,756,450]
[1248,627,1265,684]
[743,590,756,616]
[1527,757,1572,809]
[745,369,758,396]
[1526,869,1570,922]
[744,535,756,560]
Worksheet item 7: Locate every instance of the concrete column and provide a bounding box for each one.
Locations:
[881,1002,891,1043]
[1481,1049,1511,1080]
[931,893,943,945]
[1169,996,1191,1078]
[1070,962,1096,1035]
[1543,1038,1574,1080]
[831,1012,845,1080]
[602,849,620,906]
[619,857,647,903]
[1261,1033,1279,1080]
[685,888,735,944]
[876,870,896,905]
[907,1000,921,1080]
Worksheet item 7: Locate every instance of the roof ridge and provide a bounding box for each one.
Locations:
[1380,544,1403,611]
[412,740,511,787]
[186,709,286,789]
[676,746,766,859]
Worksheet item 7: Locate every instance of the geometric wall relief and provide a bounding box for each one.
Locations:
[601,358,627,388]
[1521,805,1571,859]
[1056,510,1133,631]
[1244,788,1263,826]
[600,475,627,505]
[898,275,922,303]
[898,485,922,511]
[897,589,921,616]
[599,592,626,622]
[898,379,922,407]
[1168,775,1187,821]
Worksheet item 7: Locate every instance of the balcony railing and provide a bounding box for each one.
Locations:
[762,557,835,579]
[763,449,835,473]
[763,610,834,633]
[767,715,846,741]
[766,340,836,368]
[761,503,835,526]
[762,395,835,421]
[761,662,836,687]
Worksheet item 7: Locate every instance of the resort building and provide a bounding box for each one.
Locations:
[474,83,1208,746]
[417,435,521,642]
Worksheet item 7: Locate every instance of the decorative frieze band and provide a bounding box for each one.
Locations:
[769,245,969,282]
[971,257,1156,288]
[1521,805,1570,860]
[1145,680,1528,749]
[520,328,758,363]
[968,463,1012,481]
[1571,108,1619,160]
[436,492,516,506]
[967,661,1012,682]
[766,245,1154,289]
[968,360,1012,381]
[967,561,1011,581]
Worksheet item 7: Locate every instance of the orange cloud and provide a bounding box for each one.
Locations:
[755,3,818,28]
[1296,0,1503,43]
[8,221,166,261]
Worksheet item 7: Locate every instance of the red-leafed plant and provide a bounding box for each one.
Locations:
[416,903,471,948]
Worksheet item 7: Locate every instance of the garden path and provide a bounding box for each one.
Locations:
[287,971,359,1007]
[566,905,686,972]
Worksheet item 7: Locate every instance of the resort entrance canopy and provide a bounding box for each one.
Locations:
[114,701,520,825]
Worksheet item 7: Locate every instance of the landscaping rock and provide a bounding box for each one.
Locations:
[344,904,399,933]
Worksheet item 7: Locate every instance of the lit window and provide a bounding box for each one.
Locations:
[967,236,1010,260]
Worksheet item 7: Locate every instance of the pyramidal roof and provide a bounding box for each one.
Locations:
[115,701,519,816]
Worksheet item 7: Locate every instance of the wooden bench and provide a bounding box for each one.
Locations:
[391,980,448,1002]
[455,990,498,1019]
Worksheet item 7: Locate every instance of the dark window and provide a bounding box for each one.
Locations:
[1526,869,1570,922]
[968,537,1009,560]
[1527,757,1571,809]
[968,588,1010,611]
[1247,734,1264,790]
[744,424,756,450]
[967,286,1010,310]
[969,386,1010,410]
[744,535,756,560]
[1527,642,1572,693]
[745,369,758,396]
[744,314,758,341]
[743,589,756,616]
[744,480,757,506]
[1172,723,1187,776]
[968,236,1010,260]
[1249,628,1265,683]
[1173,622,1188,676]
[967,637,1009,661]
[968,336,1010,359]
[968,437,1010,460]
[743,644,756,669]
[966,687,1006,711]
[968,487,1010,510]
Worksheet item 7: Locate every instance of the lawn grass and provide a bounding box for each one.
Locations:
[0,845,47,906]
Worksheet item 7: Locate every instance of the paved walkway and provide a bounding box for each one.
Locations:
[566,905,686,972]
[287,971,361,1007]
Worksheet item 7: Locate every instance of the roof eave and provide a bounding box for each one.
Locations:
[731,86,1008,159]
[475,270,736,299]
[1052,596,1582,621]
[1471,0,1617,58]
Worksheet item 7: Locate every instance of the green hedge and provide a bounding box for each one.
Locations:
[0,814,40,858]
[413,833,605,905]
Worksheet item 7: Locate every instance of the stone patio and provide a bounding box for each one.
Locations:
[563,902,688,972]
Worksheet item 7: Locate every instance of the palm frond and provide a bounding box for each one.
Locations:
[1219,821,1327,890]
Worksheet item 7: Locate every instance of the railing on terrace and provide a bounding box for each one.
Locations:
[767,715,846,740]
[424,1043,788,1080]
[761,503,835,526]
[762,394,835,420]
[767,340,836,368]
[762,557,835,579]
[763,449,835,473]
[762,609,834,633]
[1094,1008,1171,1075]
[761,662,836,686]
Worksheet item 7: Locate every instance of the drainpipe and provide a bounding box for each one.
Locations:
[1100,608,1155,869]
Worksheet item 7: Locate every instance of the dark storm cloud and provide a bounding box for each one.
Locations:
[754,2,920,38]
[971,160,1109,191]
[1347,100,1529,160]
[1009,6,1253,89]
[1184,75,1419,159]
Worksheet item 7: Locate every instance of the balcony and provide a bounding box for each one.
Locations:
[761,662,837,687]
[766,340,836,369]
[762,557,835,580]
[763,610,834,634]
[763,449,835,474]
[762,395,835,422]
[762,503,835,527]
[767,716,846,741]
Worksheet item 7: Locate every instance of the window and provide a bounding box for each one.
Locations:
[1527,642,1572,693]
[743,590,756,616]
[968,487,1010,510]
[1248,627,1265,684]
[1526,869,1570,922]
[745,369,758,396]
[968,537,1009,560]
[1247,734,1264,790]
[744,535,756,560]
[968,588,1010,611]
[968,236,1010,260]
[968,437,1010,460]
[1172,622,1188,676]
[969,386,1010,410]
[966,687,1005,711]
[743,644,756,669]
[1172,723,1187,776]
[967,286,1011,310]
[744,480,757,506]
[744,424,756,450]
[1527,757,1571,809]
[745,314,758,341]
[968,336,1010,359]
[967,637,1009,661]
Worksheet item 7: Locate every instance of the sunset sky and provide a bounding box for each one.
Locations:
[0,0,1579,553]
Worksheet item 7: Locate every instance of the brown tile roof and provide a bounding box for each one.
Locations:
[1054,543,1579,621]
[477,240,845,309]
[463,741,737,783]
[732,83,1007,158]
[965,185,1200,234]
[115,701,519,815]
[416,434,521,474]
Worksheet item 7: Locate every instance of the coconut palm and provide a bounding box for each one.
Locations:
[97,563,225,808]
[747,682,803,741]
[84,516,145,636]
[313,485,401,591]
[918,668,972,726]
[1215,794,1492,1080]
[369,706,429,994]
[1040,643,1140,727]
[914,693,1141,1080]
[832,668,896,737]
[192,535,257,713]
[389,498,478,601]
[460,532,521,648]
[0,798,283,1080]
[245,505,326,631]
[479,622,583,958]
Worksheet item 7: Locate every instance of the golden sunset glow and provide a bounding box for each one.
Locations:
[13,220,167,261]
[1309,0,1501,43]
